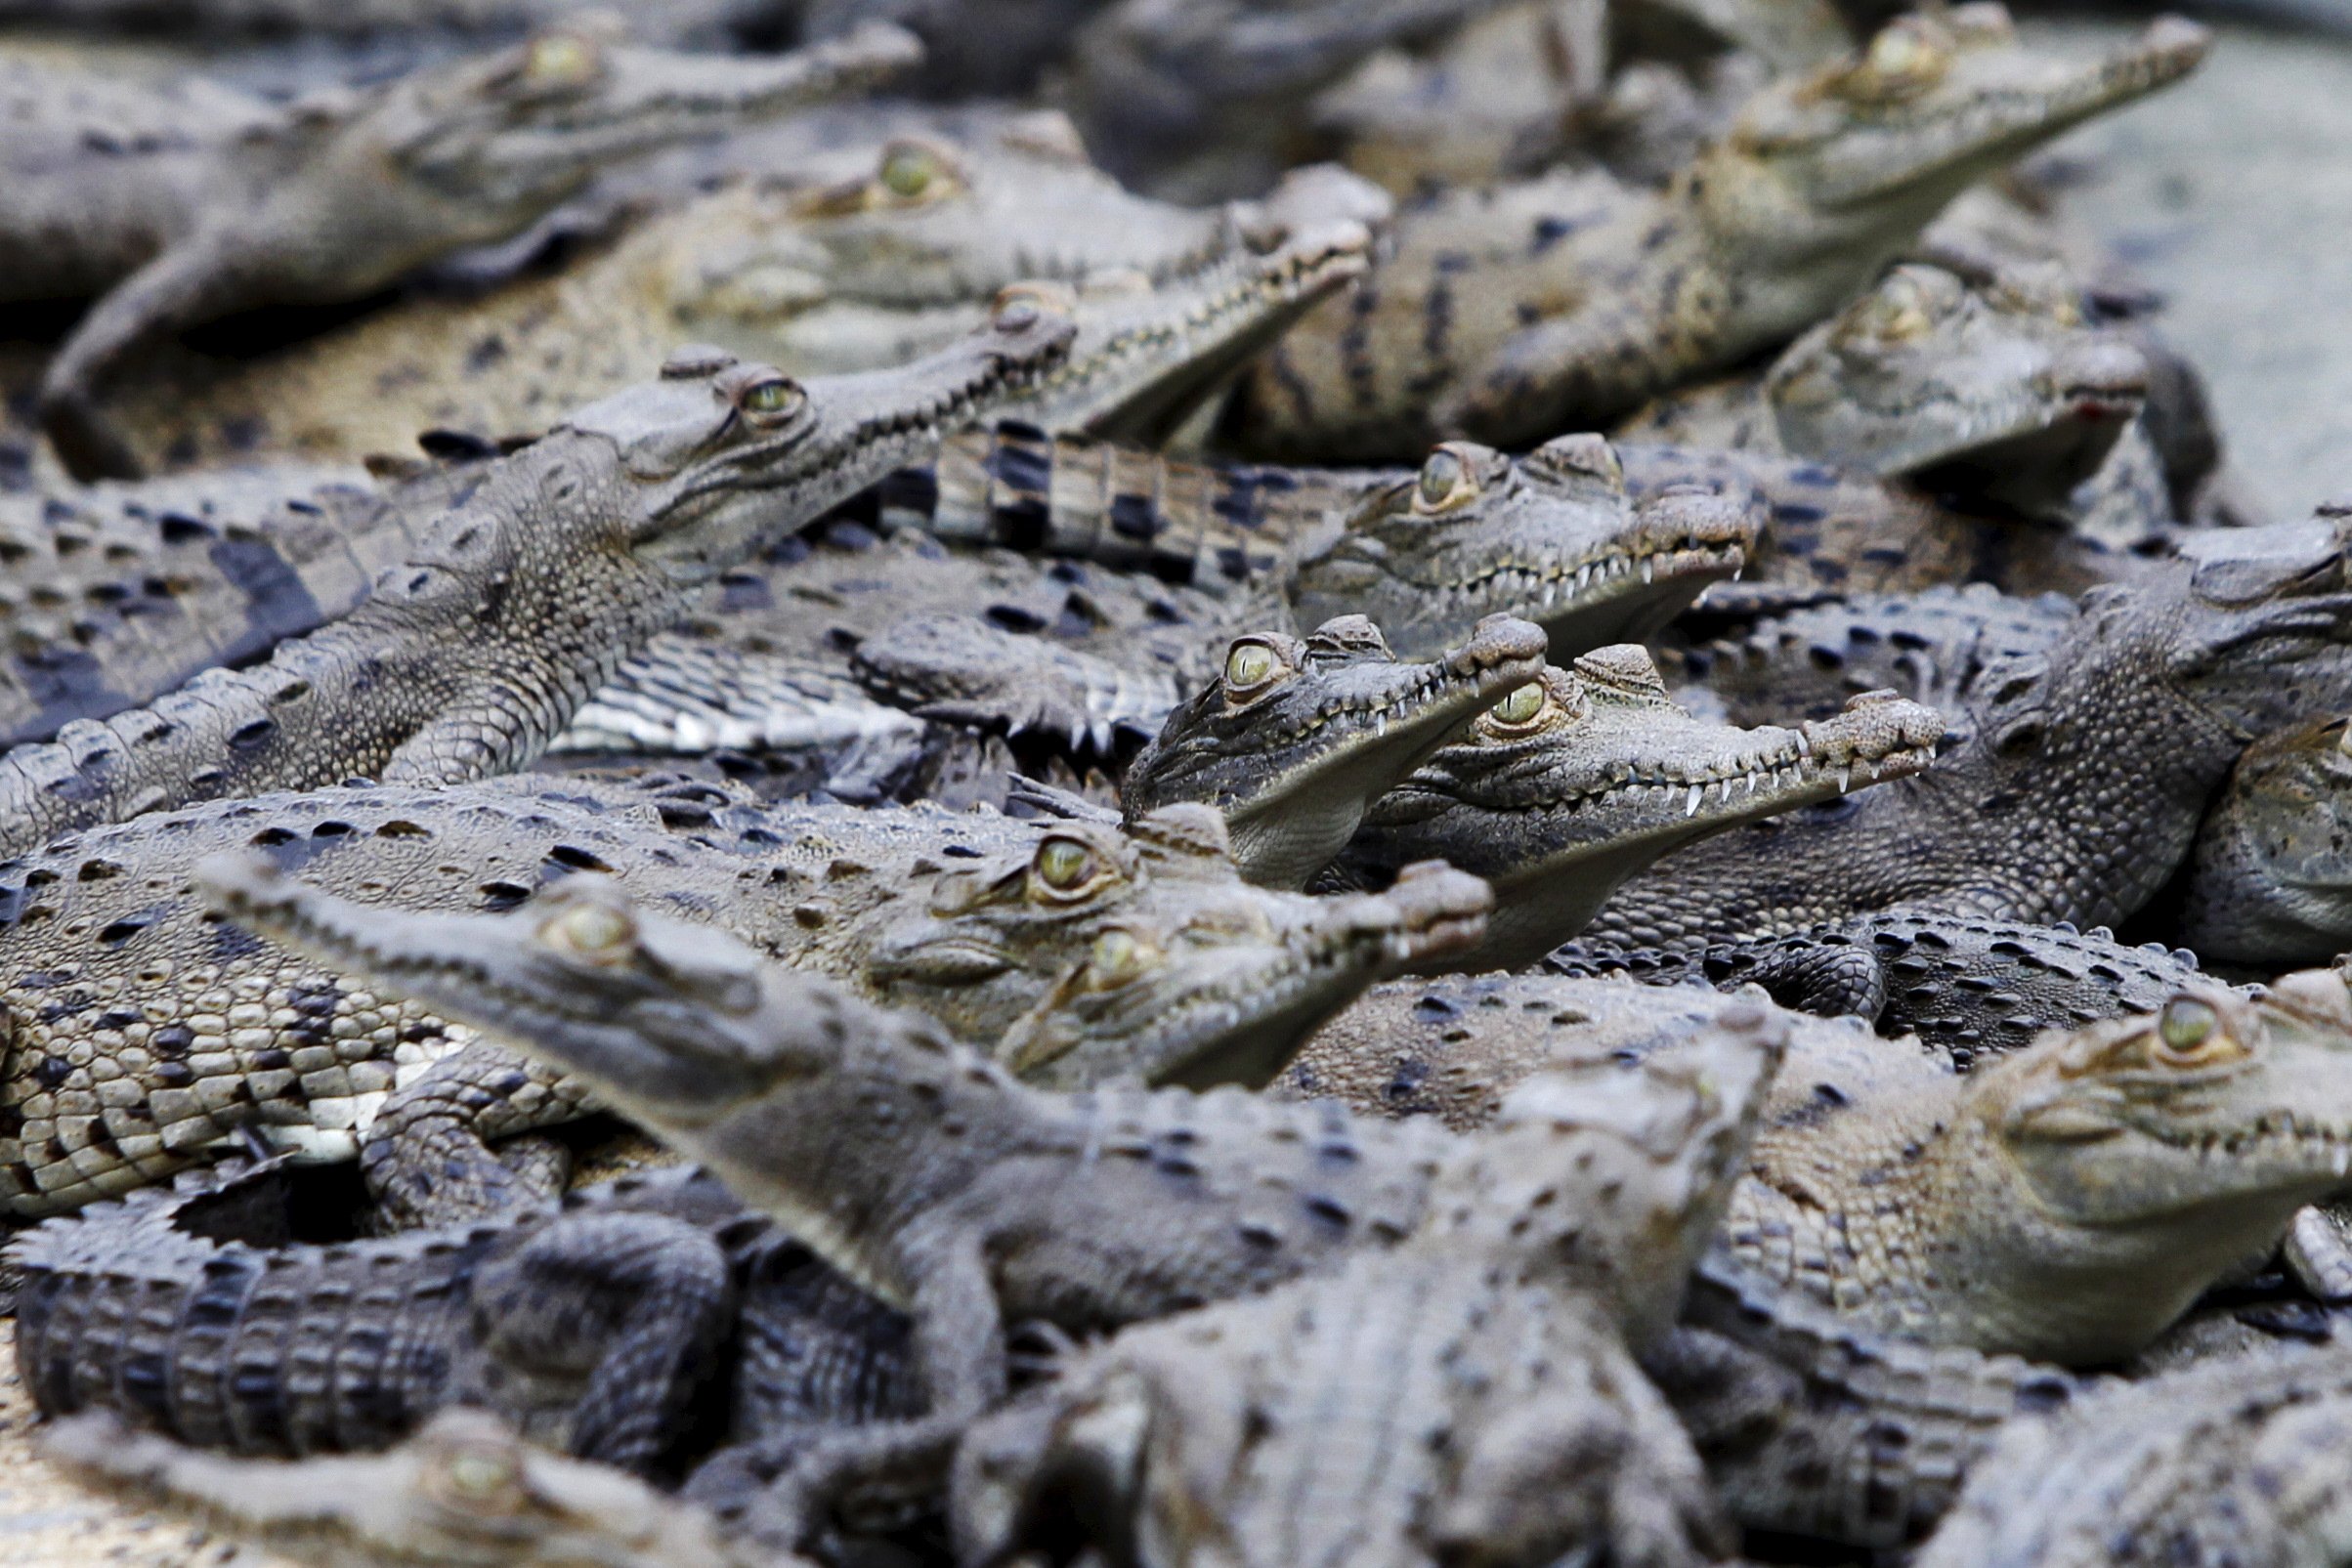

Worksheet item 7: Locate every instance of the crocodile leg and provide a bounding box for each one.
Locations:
[359,1042,604,1228]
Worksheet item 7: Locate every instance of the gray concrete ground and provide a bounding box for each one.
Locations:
[2036,19,2352,518]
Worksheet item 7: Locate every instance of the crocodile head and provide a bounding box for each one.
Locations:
[546,295,1074,595]
[275,21,926,265]
[1123,614,1549,889]
[2151,518,2352,741]
[1293,436,1762,661]
[42,1408,735,1568]
[1768,258,2150,513]
[993,219,1374,445]
[1423,995,1788,1342]
[1343,652,1944,968]
[1952,972,2352,1360]
[1714,9,2207,233]
[866,806,1492,1087]
[2179,715,2352,965]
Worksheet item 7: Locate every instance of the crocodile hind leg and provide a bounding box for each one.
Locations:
[464,1208,739,1473]
[360,1040,603,1228]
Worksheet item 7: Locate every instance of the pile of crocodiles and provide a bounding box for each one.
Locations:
[7,3,2352,1566]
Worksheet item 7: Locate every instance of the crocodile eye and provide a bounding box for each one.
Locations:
[1837,20,1952,102]
[1223,639,1287,696]
[1491,683,1546,726]
[990,281,1072,333]
[1413,445,1481,515]
[1848,271,1938,345]
[521,32,599,88]
[432,1444,525,1513]
[738,377,805,420]
[1033,836,1103,897]
[2336,721,2352,759]
[877,142,953,202]
[2156,996,2223,1059]
[1086,928,1154,989]
[543,900,633,959]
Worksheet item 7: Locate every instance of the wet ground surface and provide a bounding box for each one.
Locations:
[0,17,2348,1566]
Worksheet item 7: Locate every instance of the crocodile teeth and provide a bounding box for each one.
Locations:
[1838,764,1853,794]
[1685,784,1702,818]
[1642,558,1655,584]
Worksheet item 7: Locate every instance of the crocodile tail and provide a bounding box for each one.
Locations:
[868,421,1348,594]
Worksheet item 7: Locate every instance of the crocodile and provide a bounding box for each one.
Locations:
[2175,714,2352,967]
[0,228,1378,767]
[1273,970,2109,1547]
[1614,256,2155,525]
[950,1001,1786,1568]
[1332,652,1944,970]
[551,430,1758,782]
[1549,910,2206,1069]
[0,302,1078,858]
[1045,613,1550,888]
[192,860,1487,1550]
[1578,521,2352,954]
[17,23,927,482]
[1721,970,2352,1363]
[99,119,1383,473]
[0,774,1489,1222]
[1908,1331,2352,1568]
[43,1407,756,1568]
[1228,8,2210,460]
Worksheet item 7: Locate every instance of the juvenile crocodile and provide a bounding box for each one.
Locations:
[1082,613,1549,888]
[1615,256,2155,526]
[43,1407,755,1568]
[1725,971,2352,1363]
[1550,910,2205,1068]
[0,304,1077,857]
[1908,1331,2352,1568]
[194,861,1483,1549]
[1335,652,1944,969]
[1580,521,2352,953]
[102,121,1380,472]
[557,431,1758,778]
[18,24,926,481]
[2175,715,2352,966]
[0,775,1487,1221]
[1273,970,2105,1547]
[1230,9,2209,459]
[952,1003,1786,1568]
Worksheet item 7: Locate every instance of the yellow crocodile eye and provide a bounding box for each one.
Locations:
[1491,684,1546,726]
[545,900,632,958]
[522,33,598,88]
[2157,996,2219,1056]
[1224,640,1282,693]
[439,1446,522,1505]
[879,144,941,199]
[2336,721,2352,759]
[1838,20,1952,102]
[1414,446,1479,514]
[738,377,805,419]
[1088,928,1151,988]
[1034,837,1098,893]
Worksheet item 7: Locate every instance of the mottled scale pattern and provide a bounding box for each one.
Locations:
[0,461,458,750]
[0,777,788,1215]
